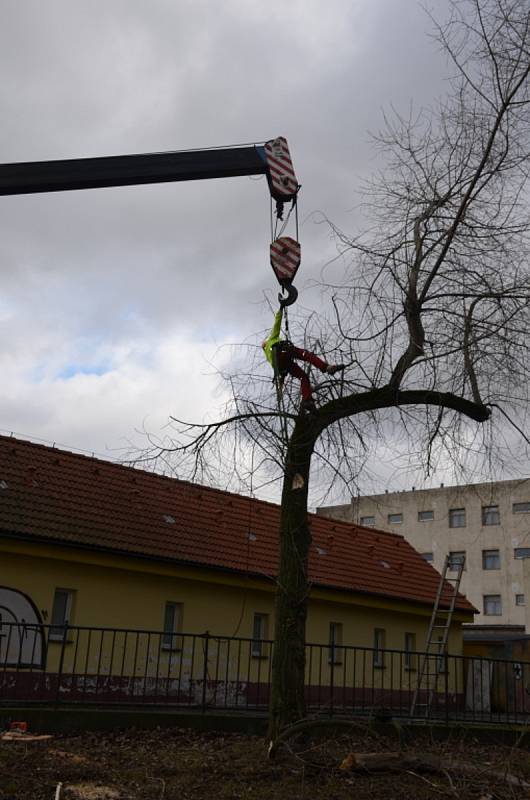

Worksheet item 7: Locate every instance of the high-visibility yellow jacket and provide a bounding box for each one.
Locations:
[262,308,283,367]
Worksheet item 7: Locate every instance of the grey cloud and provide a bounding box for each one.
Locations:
[3,0,499,496]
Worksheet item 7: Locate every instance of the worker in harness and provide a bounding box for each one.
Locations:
[262,307,345,413]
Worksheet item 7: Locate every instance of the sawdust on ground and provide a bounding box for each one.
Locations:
[1,725,530,799]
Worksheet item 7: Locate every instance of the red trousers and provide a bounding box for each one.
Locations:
[275,345,328,400]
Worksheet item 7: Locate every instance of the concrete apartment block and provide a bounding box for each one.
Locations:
[318,479,530,627]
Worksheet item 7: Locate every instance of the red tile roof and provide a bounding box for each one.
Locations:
[0,434,474,613]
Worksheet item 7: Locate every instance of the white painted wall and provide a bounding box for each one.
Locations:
[319,479,530,627]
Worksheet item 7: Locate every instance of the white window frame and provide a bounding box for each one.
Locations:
[251,612,269,658]
[374,628,386,668]
[449,508,466,528]
[483,594,502,616]
[436,636,448,673]
[482,505,500,526]
[328,622,343,665]
[360,515,375,526]
[515,594,526,607]
[387,513,403,525]
[418,510,434,522]
[482,549,500,570]
[404,632,416,670]
[448,551,466,571]
[49,588,74,641]
[162,601,183,650]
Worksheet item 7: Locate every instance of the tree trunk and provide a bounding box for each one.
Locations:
[268,418,315,740]
[266,390,489,742]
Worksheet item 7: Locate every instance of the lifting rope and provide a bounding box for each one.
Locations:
[270,178,300,311]
[270,199,297,443]
[265,140,301,438]
[272,332,291,448]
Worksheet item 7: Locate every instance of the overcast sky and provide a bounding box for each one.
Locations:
[2,0,505,500]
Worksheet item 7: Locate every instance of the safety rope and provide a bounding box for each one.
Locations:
[273,369,290,451]
[270,305,291,448]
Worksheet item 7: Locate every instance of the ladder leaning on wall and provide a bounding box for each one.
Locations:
[410,553,466,719]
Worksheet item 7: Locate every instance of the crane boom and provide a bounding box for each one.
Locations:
[0,138,298,202]
[0,135,301,304]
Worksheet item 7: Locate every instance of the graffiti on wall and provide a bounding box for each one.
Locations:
[0,586,45,668]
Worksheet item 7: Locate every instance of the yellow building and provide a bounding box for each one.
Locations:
[0,435,474,711]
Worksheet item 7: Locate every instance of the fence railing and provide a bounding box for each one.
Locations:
[1,622,530,724]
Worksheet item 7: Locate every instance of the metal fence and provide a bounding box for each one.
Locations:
[1,622,530,724]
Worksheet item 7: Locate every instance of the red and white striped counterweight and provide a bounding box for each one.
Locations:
[264,137,298,202]
[270,236,301,286]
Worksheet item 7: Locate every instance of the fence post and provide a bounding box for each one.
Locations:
[444,653,449,725]
[55,624,68,706]
[329,643,335,718]
[201,631,210,712]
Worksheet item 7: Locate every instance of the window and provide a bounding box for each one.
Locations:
[251,613,269,658]
[420,552,434,562]
[483,594,502,616]
[360,515,375,526]
[482,549,500,570]
[482,505,500,526]
[418,510,434,522]
[328,622,343,664]
[516,594,526,606]
[437,636,448,673]
[404,632,416,670]
[513,502,530,514]
[373,628,386,668]
[448,551,466,570]
[162,602,183,650]
[49,589,74,640]
[387,513,403,525]
[514,548,530,559]
[449,508,466,528]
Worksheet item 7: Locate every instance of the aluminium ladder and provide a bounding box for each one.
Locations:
[410,553,465,718]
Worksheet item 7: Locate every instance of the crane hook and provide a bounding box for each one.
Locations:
[278,283,298,308]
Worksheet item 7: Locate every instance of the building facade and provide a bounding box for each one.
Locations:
[318,479,530,627]
[0,434,473,666]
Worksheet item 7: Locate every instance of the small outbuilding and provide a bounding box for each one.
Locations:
[0,434,474,711]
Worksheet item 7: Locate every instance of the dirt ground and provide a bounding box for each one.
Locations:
[1,725,530,800]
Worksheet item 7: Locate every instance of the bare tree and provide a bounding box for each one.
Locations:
[134,0,530,738]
